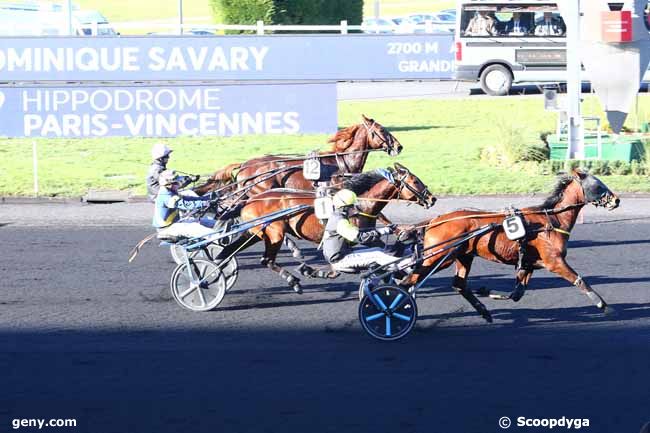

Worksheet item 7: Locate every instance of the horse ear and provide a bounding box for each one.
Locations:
[571,167,587,179]
[361,114,371,122]
[393,162,407,172]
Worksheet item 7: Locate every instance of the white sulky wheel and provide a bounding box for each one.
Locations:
[170,259,226,312]
[170,243,221,265]
[359,285,417,341]
[219,256,239,292]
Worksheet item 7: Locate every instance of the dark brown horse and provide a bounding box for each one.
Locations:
[402,168,620,322]
[194,115,402,196]
[215,164,436,292]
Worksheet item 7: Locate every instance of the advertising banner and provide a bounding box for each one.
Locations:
[0,82,337,138]
[0,34,455,81]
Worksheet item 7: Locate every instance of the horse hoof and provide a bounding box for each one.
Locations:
[603,305,618,317]
[489,293,510,301]
[482,312,493,323]
[292,283,303,294]
[475,287,490,297]
[510,292,524,302]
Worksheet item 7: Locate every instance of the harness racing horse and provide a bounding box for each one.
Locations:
[402,168,620,323]
[214,164,436,293]
[194,115,402,197]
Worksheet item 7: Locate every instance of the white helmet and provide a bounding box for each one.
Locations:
[151,143,172,160]
[332,189,357,209]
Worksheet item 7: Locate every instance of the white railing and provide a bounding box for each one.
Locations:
[0,19,450,36]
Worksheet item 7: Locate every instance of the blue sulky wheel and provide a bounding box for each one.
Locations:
[358,285,417,341]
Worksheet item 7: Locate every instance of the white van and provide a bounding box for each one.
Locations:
[454,0,650,95]
[454,0,568,95]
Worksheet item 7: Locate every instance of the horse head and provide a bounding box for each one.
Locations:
[392,162,436,209]
[572,168,620,210]
[362,114,402,157]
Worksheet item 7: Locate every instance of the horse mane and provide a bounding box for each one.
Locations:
[328,124,360,151]
[343,170,385,195]
[533,175,575,210]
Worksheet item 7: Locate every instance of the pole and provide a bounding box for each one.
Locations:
[32,140,39,195]
[564,0,583,159]
[374,0,380,19]
[178,0,184,35]
[64,0,73,35]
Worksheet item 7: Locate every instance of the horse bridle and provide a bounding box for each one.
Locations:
[363,119,396,155]
[571,174,615,208]
[392,168,434,208]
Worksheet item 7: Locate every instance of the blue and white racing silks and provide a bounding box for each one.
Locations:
[152,188,212,228]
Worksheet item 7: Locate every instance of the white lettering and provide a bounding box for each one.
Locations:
[283,112,300,134]
[148,47,166,71]
[208,47,229,71]
[249,46,268,70]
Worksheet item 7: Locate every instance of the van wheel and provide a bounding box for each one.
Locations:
[480,64,512,96]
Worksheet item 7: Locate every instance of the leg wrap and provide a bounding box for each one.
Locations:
[575,276,605,309]
[452,275,466,291]
[279,269,294,283]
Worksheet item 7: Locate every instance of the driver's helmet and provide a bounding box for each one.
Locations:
[159,169,181,187]
[151,143,172,160]
[332,189,357,209]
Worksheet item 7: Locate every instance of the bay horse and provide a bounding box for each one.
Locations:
[194,115,402,197]
[402,168,620,323]
[214,164,436,293]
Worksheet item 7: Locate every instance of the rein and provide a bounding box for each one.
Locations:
[408,202,587,231]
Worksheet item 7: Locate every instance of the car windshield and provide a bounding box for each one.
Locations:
[436,13,455,22]
[461,4,565,38]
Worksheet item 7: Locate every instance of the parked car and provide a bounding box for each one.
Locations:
[406,13,454,33]
[361,17,396,34]
[439,8,457,20]
[73,10,117,36]
[390,16,417,33]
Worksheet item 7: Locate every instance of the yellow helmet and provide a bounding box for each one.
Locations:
[332,189,357,209]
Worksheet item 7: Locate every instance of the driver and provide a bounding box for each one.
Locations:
[153,170,219,239]
[322,189,405,271]
[146,142,199,202]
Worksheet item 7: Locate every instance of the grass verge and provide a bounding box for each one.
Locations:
[1,95,649,197]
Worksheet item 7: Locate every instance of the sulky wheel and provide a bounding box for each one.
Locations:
[171,243,221,265]
[170,258,226,312]
[170,244,195,264]
[219,256,239,292]
[358,285,417,341]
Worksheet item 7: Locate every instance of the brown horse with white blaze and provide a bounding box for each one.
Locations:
[194,115,402,196]
[214,164,436,293]
[402,169,620,322]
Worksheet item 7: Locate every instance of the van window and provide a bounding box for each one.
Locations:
[460,4,565,37]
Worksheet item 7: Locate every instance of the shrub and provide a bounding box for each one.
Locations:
[480,124,549,167]
[209,0,363,32]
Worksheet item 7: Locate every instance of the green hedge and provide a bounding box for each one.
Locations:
[209,0,363,30]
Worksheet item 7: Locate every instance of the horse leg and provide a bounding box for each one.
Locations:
[545,256,614,314]
[509,269,533,302]
[488,269,532,302]
[260,227,303,294]
[283,236,304,260]
[453,255,493,323]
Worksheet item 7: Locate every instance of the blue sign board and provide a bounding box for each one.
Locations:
[0,83,337,138]
[0,34,455,81]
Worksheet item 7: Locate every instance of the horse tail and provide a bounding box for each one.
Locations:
[210,162,241,184]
